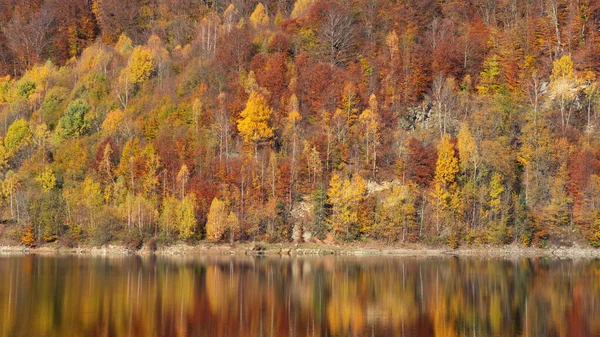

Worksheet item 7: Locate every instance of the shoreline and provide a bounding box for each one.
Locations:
[1,242,600,259]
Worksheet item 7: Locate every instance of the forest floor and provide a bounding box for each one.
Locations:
[1,240,600,259]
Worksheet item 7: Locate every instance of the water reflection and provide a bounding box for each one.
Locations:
[0,255,599,337]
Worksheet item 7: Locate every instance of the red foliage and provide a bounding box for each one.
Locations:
[403,138,437,187]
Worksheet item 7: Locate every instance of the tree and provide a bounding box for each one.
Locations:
[291,0,315,18]
[59,99,90,138]
[249,3,269,28]
[4,3,55,67]
[83,176,103,228]
[127,46,154,85]
[178,194,196,240]
[159,195,179,238]
[432,135,459,233]
[206,197,227,241]
[226,211,239,243]
[316,2,355,67]
[35,167,56,192]
[4,119,32,155]
[548,55,579,133]
[328,173,367,240]
[176,164,189,199]
[309,184,328,239]
[237,92,274,156]
[358,94,380,177]
[377,184,417,242]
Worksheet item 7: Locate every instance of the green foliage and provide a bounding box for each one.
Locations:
[41,86,69,128]
[59,99,90,138]
[29,190,66,242]
[4,119,32,154]
[309,185,328,240]
[16,78,36,98]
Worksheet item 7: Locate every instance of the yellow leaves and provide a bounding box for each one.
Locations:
[0,75,11,103]
[432,135,460,231]
[457,123,477,173]
[82,176,103,209]
[206,197,227,240]
[287,94,301,124]
[434,134,459,188]
[4,119,32,155]
[176,164,190,198]
[101,109,125,134]
[21,225,36,247]
[178,193,197,240]
[249,3,269,28]
[328,173,367,239]
[35,167,56,192]
[489,173,504,213]
[127,46,154,85]
[551,55,574,82]
[385,30,399,57]
[205,198,238,242]
[226,211,239,242]
[115,34,133,55]
[291,0,314,19]
[237,92,274,147]
[0,142,8,172]
[477,54,501,95]
[77,44,113,75]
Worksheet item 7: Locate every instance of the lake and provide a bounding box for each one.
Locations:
[0,254,599,337]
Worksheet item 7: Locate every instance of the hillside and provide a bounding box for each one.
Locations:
[0,0,599,248]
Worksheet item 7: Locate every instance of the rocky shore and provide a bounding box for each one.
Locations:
[1,241,600,259]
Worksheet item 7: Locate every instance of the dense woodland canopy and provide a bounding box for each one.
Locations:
[1,0,600,248]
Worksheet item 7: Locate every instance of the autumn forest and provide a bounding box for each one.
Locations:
[1,0,600,248]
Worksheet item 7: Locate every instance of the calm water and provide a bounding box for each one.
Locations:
[0,255,599,337]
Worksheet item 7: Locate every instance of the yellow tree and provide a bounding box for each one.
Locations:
[237,92,274,156]
[285,94,302,207]
[127,46,154,85]
[81,176,103,230]
[432,135,459,234]
[457,123,479,228]
[358,94,380,177]
[249,3,270,28]
[178,194,196,240]
[35,167,56,192]
[549,55,578,133]
[176,164,189,199]
[328,173,367,240]
[226,211,240,243]
[159,195,179,237]
[488,173,507,244]
[206,197,228,241]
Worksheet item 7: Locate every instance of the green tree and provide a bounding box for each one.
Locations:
[59,99,90,138]
[4,119,32,155]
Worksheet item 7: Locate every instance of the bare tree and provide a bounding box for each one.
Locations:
[3,4,55,67]
[431,74,458,138]
[318,3,355,67]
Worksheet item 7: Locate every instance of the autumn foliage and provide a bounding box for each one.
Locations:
[2,0,600,248]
